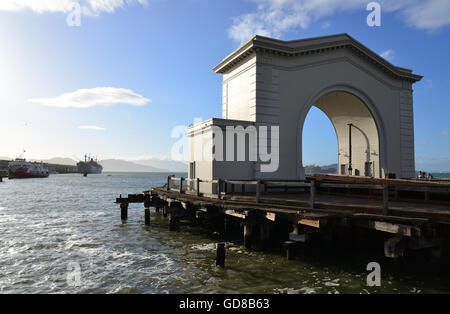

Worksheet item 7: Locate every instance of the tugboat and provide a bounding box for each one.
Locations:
[8,154,49,179]
[77,154,103,175]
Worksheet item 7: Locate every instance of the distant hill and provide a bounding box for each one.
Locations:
[304,163,337,175]
[99,159,168,172]
[129,158,187,172]
[42,157,77,166]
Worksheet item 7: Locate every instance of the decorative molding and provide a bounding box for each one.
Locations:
[214,34,422,83]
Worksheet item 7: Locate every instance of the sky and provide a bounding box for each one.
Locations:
[0,0,449,171]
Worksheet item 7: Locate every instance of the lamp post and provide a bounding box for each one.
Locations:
[348,123,353,175]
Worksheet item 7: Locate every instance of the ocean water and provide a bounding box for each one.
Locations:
[0,172,449,294]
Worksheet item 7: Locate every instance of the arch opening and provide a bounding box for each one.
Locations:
[302,106,338,175]
[301,91,381,178]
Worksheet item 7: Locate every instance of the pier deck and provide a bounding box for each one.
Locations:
[116,175,450,260]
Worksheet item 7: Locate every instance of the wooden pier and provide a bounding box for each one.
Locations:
[116,175,450,261]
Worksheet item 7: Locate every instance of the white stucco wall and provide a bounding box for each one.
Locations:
[222,53,257,121]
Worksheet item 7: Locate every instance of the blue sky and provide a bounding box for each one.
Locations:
[0,0,449,171]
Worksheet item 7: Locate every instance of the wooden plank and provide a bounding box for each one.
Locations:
[320,183,383,190]
[357,220,421,237]
[298,218,320,228]
[265,212,276,221]
[225,209,245,219]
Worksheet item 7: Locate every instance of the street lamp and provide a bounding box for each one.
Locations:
[347,123,353,175]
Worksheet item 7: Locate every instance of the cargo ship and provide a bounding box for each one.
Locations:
[77,154,103,174]
[8,158,49,179]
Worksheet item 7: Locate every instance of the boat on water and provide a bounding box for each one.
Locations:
[77,154,103,174]
[8,159,49,179]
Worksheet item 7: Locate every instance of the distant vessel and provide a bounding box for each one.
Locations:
[77,154,103,174]
[8,159,49,179]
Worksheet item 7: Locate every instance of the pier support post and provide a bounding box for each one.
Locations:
[259,222,271,252]
[216,243,226,267]
[144,201,151,226]
[120,203,128,221]
[179,177,184,194]
[256,180,261,203]
[163,205,168,217]
[217,179,222,200]
[244,224,253,249]
[383,183,389,215]
[144,208,150,226]
[169,212,179,231]
[310,180,316,209]
[284,241,297,261]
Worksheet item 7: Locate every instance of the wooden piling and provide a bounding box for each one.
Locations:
[169,213,178,231]
[259,223,269,251]
[218,179,222,200]
[284,241,296,260]
[256,180,261,203]
[144,200,151,226]
[179,177,184,194]
[120,203,128,220]
[216,243,226,267]
[244,224,253,249]
[310,180,316,209]
[383,183,389,215]
[196,178,200,196]
[144,208,150,226]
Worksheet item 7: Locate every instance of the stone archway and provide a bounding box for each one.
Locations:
[298,87,385,178]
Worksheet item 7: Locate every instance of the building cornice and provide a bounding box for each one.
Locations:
[213,34,422,83]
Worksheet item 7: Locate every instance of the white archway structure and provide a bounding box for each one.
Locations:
[187,34,422,189]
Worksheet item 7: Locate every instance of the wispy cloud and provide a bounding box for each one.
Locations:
[441,130,449,137]
[78,125,105,131]
[0,0,148,16]
[380,49,394,61]
[424,79,435,88]
[29,87,151,108]
[228,0,450,43]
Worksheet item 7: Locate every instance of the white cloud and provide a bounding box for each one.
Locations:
[0,0,148,16]
[424,79,435,88]
[29,87,151,108]
[380,49,394,61]
[228,0,450,43]
[400,0,450,30]
[78,125,105,130]
[441,130,449,137]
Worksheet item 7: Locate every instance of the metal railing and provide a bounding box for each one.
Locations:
[165,176,450,216]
